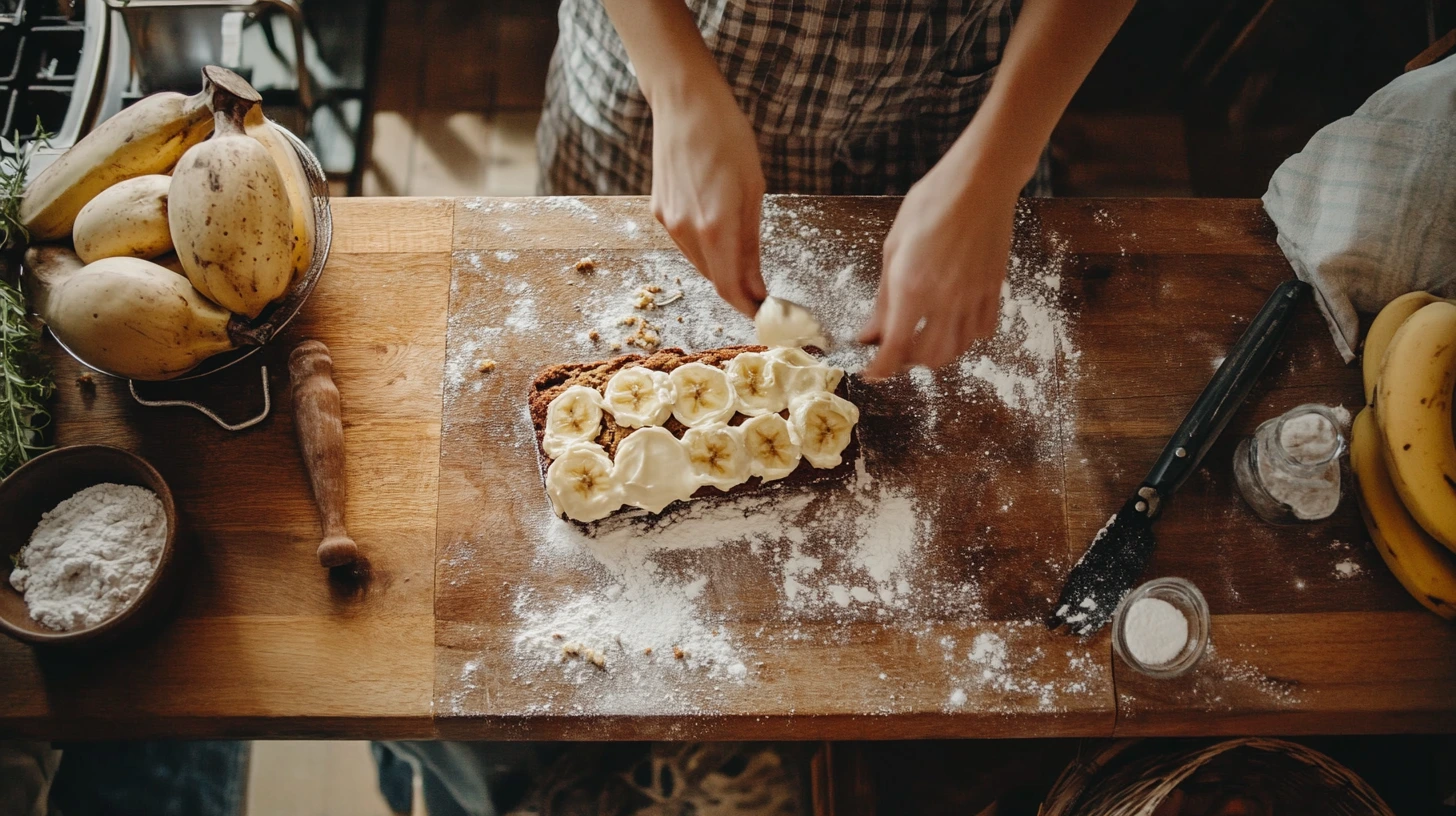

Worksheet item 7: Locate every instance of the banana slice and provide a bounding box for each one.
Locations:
[545,443,623,522]
[614,427,699,513]
[741,413,802,482]
[724,352,786,415]
[790,392,860,468]
[542,385,606,458]
[766,347,844,402]
[670,362,738,427]
[683,425,751,491]
[604,366,676,428]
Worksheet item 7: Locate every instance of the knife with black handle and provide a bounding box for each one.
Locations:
[1048,278,1310,635]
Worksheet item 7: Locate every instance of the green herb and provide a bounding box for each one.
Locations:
[0,120,54,477]
[0,278,51,477]
[0,119,49,248]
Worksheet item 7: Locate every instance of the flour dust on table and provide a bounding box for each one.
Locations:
[444,196,1097,717]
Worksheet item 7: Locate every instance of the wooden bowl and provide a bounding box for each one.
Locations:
[0,445,182,647]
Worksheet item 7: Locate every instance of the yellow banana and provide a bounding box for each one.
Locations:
[1375,301,1456,552]
[1363,291,1442,404]
[169,69,295,318]
[1351,409,1456,619]
[20,87,213,240]
[72,174,173,263]
[244,106,316,285]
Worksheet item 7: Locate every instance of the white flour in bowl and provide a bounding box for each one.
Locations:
[9,483,167,631]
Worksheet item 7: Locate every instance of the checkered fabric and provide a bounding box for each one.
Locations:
[538,0,1049,197]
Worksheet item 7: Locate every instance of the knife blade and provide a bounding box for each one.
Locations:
[1048,279,1310,635]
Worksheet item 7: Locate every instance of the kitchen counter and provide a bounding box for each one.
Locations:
[0,196,1452,740]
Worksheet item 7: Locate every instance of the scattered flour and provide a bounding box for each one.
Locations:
[1333,560,1362,580]
[444,196,1091,716]
[9,484,167,631]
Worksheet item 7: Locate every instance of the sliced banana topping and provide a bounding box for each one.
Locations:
[545,443,622,522]
[740,413,802,483]
[789,392,860,468]
[670,362,738,427]
[614,427,700,513]
[682,425,750,491]
[542,385,606,458]
[603,366,676,428]
[766,346,844,402]
[724,351,786,415]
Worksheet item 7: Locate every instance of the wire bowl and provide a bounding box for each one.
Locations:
[38,122,332,382]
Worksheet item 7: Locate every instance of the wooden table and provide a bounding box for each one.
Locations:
[0,196,1452,740]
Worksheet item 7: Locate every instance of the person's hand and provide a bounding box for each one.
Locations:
[649,82,767,316]
[859,158,1019,379]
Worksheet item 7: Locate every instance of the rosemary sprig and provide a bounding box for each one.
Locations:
[0,119,54,477]
[0,277,51,477]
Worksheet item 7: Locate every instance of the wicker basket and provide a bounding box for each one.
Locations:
[1039,738,1394,816]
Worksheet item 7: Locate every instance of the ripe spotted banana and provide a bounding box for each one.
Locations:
[20,87,213,240]
[170,67,295,318]
[1375,300,1456,552]
[1351,408,1456,619]
[1363,291,1444,404]
[72,175,173,263]
[41,257,235,380]
[244,105,316,284]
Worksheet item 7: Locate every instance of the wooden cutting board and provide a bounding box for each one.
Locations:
[434,196,1456,739]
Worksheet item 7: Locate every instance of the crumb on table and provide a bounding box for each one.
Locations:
[574,257,596,273]
[588,330,600,342]
[477,359,497,373]
[672,645,685,660]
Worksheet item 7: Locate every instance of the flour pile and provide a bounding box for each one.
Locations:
[9,483,167,631]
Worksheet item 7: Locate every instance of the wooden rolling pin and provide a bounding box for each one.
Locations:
[289,340,359,567]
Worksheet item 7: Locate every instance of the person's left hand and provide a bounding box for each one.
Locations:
[859,157,1020,379]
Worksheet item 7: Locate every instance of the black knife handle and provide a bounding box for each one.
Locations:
[1140,278,1309,506]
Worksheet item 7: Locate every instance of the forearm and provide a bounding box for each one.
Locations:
[600,0,729,107]
[942,0,1138,190]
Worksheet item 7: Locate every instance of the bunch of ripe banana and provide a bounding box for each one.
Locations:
[1351,291,1456,620]
[19,65,316,380]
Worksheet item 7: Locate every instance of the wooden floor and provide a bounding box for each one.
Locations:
[361,0,554,198]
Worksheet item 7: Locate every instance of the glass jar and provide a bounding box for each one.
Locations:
[1233,403,1347,524]
[1112,577,1210,678]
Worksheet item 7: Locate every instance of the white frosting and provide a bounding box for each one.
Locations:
[740,413,802,482]
[766,346,844,402]
[614,427,700,513]
[724,351,786,415]
[670,362,739,427]
[603,367,675,428]
[755,296,831,350]
[541,385,605,459]
[790,391,860,468]
[544,443,622,522]
[682,424,750,491]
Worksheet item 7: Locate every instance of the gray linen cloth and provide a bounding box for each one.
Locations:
[1262,54,1456,363]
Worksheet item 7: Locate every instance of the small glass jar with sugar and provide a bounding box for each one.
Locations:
[1233,403,1348,524]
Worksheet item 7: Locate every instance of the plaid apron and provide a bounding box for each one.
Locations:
[538,0,1049,197]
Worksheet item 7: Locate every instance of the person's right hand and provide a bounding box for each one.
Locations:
[649,82,767,317]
